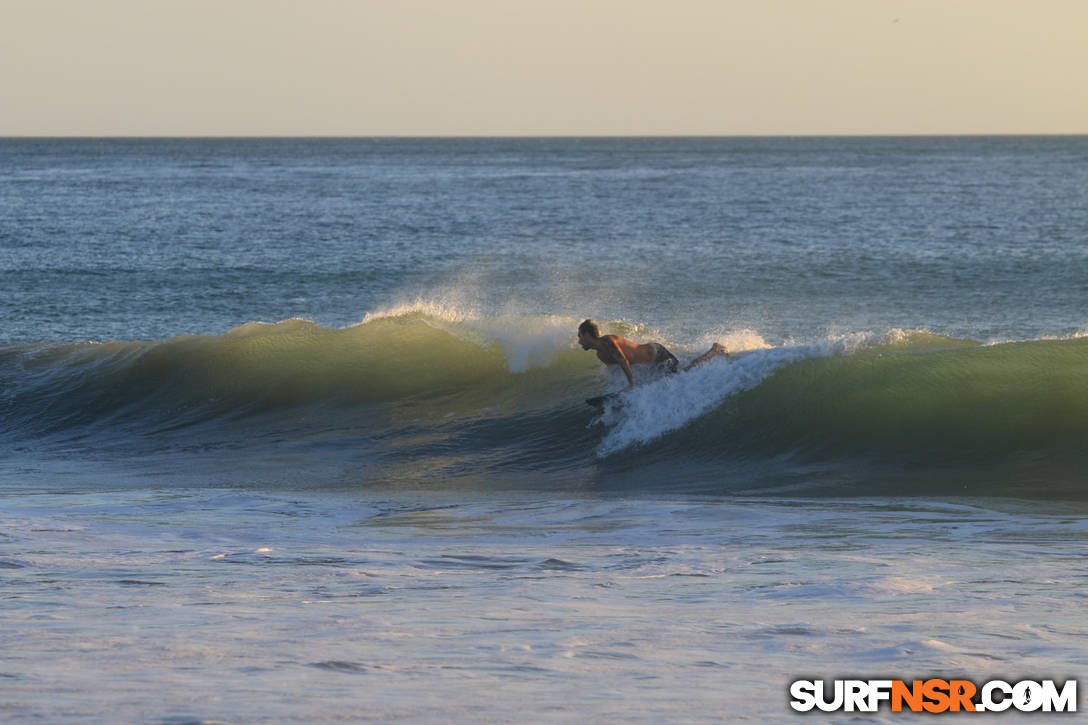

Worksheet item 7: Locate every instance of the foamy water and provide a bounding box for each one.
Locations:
[4,489,1086,723]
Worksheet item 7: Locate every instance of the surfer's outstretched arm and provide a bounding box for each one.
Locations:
[685,342,729,370]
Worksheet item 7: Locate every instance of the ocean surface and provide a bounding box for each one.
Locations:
[2,136,1087,722]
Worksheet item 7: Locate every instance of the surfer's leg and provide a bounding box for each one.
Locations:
[685,342,728,370]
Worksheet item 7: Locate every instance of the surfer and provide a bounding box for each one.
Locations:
[577,319,728,391]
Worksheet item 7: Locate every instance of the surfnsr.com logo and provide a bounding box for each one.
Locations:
[789,679,1077,713]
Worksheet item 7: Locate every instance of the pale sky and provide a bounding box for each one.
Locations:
[2,0,1086,136]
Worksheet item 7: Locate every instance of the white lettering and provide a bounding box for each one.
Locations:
[789,680,817,712]
[981,680,1012,712]
[1041,679,1077,712]
[868,680,893,711]
[1014,680,1043,712]
[815,680,844,712]
[844,680,869,712]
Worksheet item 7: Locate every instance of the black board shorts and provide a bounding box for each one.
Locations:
[650,343,679,374]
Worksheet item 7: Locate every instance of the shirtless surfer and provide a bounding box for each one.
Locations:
[577,319,728,391]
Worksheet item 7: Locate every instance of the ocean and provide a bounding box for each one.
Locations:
[2,137,1087,722]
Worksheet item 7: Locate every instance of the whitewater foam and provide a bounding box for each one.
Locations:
[594,332,897,457]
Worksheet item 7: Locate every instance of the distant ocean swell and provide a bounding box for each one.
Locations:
[4,311,1087,497]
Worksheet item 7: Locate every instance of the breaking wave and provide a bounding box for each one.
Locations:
[4,312,1088,497]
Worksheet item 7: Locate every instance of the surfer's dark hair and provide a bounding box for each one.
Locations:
[578,319,600,338]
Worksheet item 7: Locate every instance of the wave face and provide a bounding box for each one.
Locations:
[4,314,1088,498]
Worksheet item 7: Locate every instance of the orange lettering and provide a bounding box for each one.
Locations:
[948,680,977,712]
[922,679,951,713]
[892,680,924,712]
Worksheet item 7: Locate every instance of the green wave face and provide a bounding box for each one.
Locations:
[0,313,595,437]
[4,320,1088,497]
[732,336,1088,459]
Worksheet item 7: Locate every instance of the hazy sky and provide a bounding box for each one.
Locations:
[3,0,1086,135]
